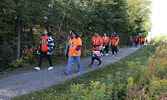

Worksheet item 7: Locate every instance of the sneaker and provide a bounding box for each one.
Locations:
[101,53,103,56]
[76,70,80,73]
[34,67,40,71]
[106,53,108,56]
[89,64,93,67]
[48,66,53,70]
[64,70,69,75]
[97,64,102,66]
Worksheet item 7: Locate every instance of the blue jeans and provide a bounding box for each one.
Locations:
[111,45,117,55]
[130,42,133,46]
[66,55,82,73]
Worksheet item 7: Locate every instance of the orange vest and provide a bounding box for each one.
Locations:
[102,36,110,46]
[41,35,48,52]
[91,36,102,51]
[68,37,82,56]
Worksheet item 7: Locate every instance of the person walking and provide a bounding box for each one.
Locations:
[64,30,82,75]
[111,34,118,56]
[129,35,133,46]
[102,33,110,55]
[34,28,54,71]
[65,30,72,57]
[89,31,103,67]
[134,36,139,47]
[114,33,120,54]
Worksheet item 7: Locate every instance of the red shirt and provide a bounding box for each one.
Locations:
[41,35,48,52]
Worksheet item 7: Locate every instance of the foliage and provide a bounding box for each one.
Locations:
[0,0,152,70]
[9,59,30,68]
[68,37,167,100]
[11,44,154,100]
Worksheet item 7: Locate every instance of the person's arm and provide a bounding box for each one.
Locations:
[65,36,70,55]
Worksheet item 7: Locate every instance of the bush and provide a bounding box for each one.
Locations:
[69,40,167,100]
[9,59,30,68]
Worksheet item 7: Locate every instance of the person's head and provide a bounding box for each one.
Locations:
[44,28,51,36]
[104,33,106,36]
[94,31,99,37]
[71,29,79,38]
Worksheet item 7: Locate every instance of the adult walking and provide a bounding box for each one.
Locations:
[111,34,118,56]
[134,35,139,47]
[129,35,133,46]
[89,31,103,67]
[102,33,110,55]
[64,30,82,75]
[34,28,54,71]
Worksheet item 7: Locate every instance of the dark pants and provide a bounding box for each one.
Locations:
[38,51,52,67]
[135,42,138,47]
[90,57,101,65]
[130,42,133,46]
[102,45,109,54]
[111,45,117,55]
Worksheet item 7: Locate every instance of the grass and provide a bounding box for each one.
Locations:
[10,45,154,100]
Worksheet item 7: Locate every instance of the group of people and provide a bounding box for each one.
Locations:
[129,35,147,47]
[34,28,120,75]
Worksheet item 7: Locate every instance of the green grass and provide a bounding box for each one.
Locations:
[10,45,154,100]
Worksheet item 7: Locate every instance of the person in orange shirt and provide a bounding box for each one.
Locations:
[114,33,120,54]
[111,33,118,56]
[129,35,133,46]
[134,35,139,47]
[34,28,54,71]
[142,37,145,45]
[64,30,82,75]
[102,33,110,55]
[140,37,145,46]
[89,31,102,67]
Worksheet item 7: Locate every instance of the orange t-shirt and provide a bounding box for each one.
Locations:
[68,37,82,56]
[139,38,142,42]
[91,36,102,50]
[41,35,48,52]
[130,37,133,42]
[102,36,110,46]
[135,38,138,42]
[111,36,117,44]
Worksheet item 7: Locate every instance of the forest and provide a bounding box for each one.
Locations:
[0,0,151,71]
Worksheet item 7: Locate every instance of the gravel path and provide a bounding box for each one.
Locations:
[0,46,140,100]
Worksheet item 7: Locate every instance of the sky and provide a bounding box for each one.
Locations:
[148,0,167,39]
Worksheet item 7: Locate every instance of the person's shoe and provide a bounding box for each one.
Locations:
[89,64,93,67]
[106,53,108,56]
[64,70,69,75]
[76,70,80,73]
[97,64,102,66]
[34,67,40,71]
[101,53,103,56]
[48,66,53,70]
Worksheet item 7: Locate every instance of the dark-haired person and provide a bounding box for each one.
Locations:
[129,35,133,46]
[89,31,102,67]
[134,35,139,47]
[34,28,54,71]
[114,32,120,54]
[102,33,110,55]
[111,34,118,56]
[64,30,82,75]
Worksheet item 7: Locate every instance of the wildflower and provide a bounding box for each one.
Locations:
[127,76,134,86]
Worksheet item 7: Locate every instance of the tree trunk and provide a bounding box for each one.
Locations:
[17,18,21,59]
